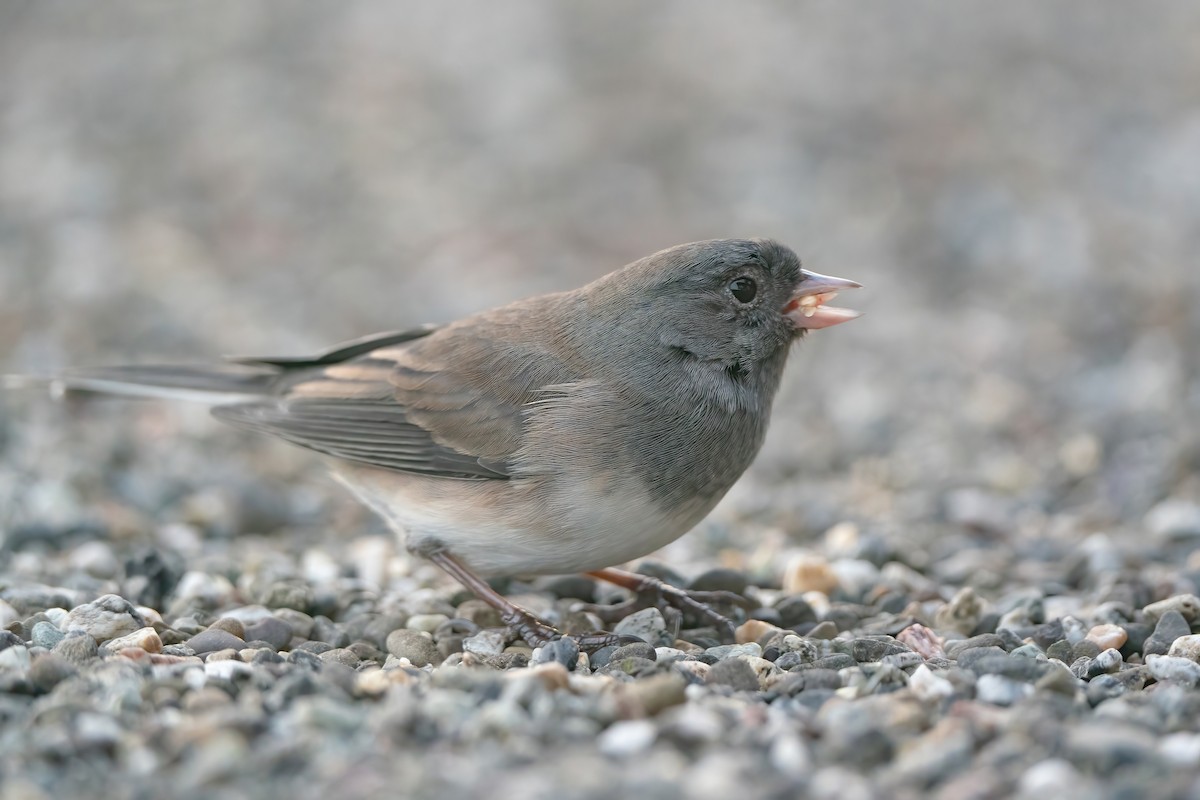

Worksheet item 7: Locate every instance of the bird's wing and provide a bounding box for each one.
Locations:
[214,308,578,480]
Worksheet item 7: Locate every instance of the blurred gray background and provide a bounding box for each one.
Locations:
[2,2,1198,580]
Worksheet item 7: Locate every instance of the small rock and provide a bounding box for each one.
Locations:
[1145,594,1200,623]
[782,553,837,595]
[245,617,293,651]
[31,621,65,650]
[456,599,504,629]
[897,624,945,659]
[774,595,818,628]
[106,627,162,653]
[975,674,1034,705]
[598,720,657,757]
[1144,610,1191,656]
[525,661,571,691]
[319,648,361,668]
[404,614,450,634]
[0,644,30,671]
[1085,624,1127,652]
[707,658,761,691]
[385,629,442,667]
[689,568,748,595]
[616,672,688,716]
[908,664,955,701]
[736,619,781,645]
[187,629,247,656]
[935,588,985,636]
[312,615,352,648]
[613,608,670,646]
[532,636,580,670]
[51,632,100,665]
[807,621,839,639]
[706,643,762,660]
[0,600,19,628]
[28,652,76,693]
[208,617,246,640]
[63,594,146,643]
[1147,655,1200,688]
[1146,499,1200,541]
[1168,634,1200,662]
[830,559,881,600]
[610,641,657,663]
[273,608,315,639]
[462,629,507,657]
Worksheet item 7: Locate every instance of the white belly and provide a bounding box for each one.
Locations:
[333,465,721,576]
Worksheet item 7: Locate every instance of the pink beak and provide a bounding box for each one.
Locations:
[784,270,863,330]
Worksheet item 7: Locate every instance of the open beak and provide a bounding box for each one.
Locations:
[784,269,863,330]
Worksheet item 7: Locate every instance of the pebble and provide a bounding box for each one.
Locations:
[1167,634,1200,662]
[897,623,944,659]
[385,629,442,667]
[735,619,781,645]
[1084,624,1127,651]
[186,629,247,656]
[244,617,293,651]
[935,588,984,635]
[705,643,762,660]
[975,674,1034,706]
[28,653,77,693]
[31,621,66,650]
[908,665,956,701]
[106,627,163,653]
[1144,594,1200,623]
[782,553,838,595]
[706,658,761,691]
[1147,655,1200,688]
[613,608,671,646]
[51,632,100,665]
[1143,610,1191,656]
[532,636,580,670]
[774,595,818,627]
[63,595,146,643]
[404,614,450,634]
[462,629,507,657]
[597,720,657,757]
[689,568,748,595]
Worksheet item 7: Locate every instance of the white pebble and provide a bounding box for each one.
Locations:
[598,719,657,757]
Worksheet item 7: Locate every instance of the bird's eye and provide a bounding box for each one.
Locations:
[729,276,757,304]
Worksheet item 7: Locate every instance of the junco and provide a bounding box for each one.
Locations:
[56,239,860,647]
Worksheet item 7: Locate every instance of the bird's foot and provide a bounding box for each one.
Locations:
[583,569,753,642]
[500,607,624,652]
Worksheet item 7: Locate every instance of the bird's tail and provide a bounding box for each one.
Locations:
[7,365,278,405]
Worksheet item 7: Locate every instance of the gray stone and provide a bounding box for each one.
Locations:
[31,621,65,650]
[28,653,76,693]
[689,568,748,595]
[51,632,100,665]
[613,608,671,646]
[245,617,293,651]
[385,629,442,667]
[610,641,657,663]
[63,594,146,643]
[187,629,247,655]
[975,674,1034,705]
[1147,655,1200,687]
[1144,610,1190,656]
[945,634,1007,659]
[532,636,580,670]
[707,657,761,691]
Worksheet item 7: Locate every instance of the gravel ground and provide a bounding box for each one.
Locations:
[3,3,1200,799]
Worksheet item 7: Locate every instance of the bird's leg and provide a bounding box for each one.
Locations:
[584,567,753,641]
[428,551,619,651]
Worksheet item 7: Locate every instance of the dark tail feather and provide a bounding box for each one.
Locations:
[51,364,278,404]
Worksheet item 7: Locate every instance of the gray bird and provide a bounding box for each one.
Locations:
[53,239,860,647]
